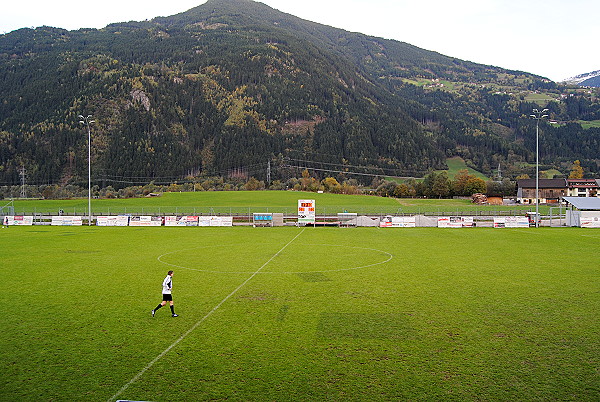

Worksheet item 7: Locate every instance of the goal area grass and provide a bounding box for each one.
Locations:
[1,226,598,401]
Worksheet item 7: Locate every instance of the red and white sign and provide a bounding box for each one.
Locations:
[298,199,316,224]
[3,216,33,226]
[581,212,600,228]
[438,217,474,228]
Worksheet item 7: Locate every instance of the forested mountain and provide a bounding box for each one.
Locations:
[0,0,599,188]
[580,76,600,88]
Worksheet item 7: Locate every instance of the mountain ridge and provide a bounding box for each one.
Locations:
[564,70,600,87]
[0,0,598,188]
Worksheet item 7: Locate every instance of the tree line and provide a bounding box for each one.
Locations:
[0,169,514,201]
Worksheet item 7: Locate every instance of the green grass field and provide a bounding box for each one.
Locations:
[578,120,600,130]
[2,226,598,401]
[9,191,402,216]
[8,190,545,217]
[524,92,560,104]
[441,157,489,181]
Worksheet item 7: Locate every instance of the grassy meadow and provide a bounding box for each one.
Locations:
[1,224,598,401]
[439,156,490,181]
[578,120,600,129]
[8,190,544,217]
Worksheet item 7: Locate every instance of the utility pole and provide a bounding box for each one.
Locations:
[267,160,271,184]
[20,166,26,198]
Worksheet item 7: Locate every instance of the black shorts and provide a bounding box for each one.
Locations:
[162,293,173,301]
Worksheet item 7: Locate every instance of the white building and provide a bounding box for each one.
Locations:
[566,179,600,198]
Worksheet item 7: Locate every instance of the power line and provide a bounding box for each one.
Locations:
[284,164,416,180]
[1,155,423,188]
[284,158,422,178]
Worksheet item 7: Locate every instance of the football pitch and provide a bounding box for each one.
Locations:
[1,226,599,401]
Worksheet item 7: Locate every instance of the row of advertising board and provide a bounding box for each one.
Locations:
[4,212,598,228]
[1,199,558,229]
[0,215,537,228]
[379,216,529,228]
[103,216,234,227]
[379,216,530,228]
[2,216,234,227]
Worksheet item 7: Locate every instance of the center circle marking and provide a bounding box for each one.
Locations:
[157,243,393,274]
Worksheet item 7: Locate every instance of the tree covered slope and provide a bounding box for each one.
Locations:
[0,0,598,187]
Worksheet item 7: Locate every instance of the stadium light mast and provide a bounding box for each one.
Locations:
[78,115,95,226]
[530,108,548,228]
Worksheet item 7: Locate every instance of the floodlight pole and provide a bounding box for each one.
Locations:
[530,109,548,228]
[78,115,95,226]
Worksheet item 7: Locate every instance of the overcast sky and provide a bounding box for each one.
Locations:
[1,0,598,81]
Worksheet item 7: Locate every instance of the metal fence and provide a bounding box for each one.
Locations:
[0,203,14,216]
[5,205,540,217]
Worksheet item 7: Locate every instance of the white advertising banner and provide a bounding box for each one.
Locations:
[214,216,233,227]
[198,216,211,227]
[165,216,200,226]
[462,217,475,227]
[97,216,130,226]
[298,199,316,224]
[198,216,233,227]
[580,211,600,228]
[51,216,83,226]
[129,216,163,226]
[3,216,34,226]
[494,216,529,228]
[380,216,416,228]
[438,217,459,228]
[438,217,474,228]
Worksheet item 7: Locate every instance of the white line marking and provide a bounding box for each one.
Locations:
[108,228,306,402]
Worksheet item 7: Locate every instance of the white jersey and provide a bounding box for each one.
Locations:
[162,275,172,294]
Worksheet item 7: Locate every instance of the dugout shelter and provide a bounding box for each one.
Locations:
[563,197,600,228]
[253,213,273,227]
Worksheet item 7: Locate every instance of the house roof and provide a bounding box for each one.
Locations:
[517,179,567,189]
[562,197,600,210]
[567,179,600,188]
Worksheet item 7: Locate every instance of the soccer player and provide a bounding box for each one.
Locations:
[151,270,178,317]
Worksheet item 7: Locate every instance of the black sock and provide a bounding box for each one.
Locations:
[170,305,175,314]
[154,304,163,311]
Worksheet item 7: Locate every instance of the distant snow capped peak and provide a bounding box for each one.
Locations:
[563,70,600,86]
